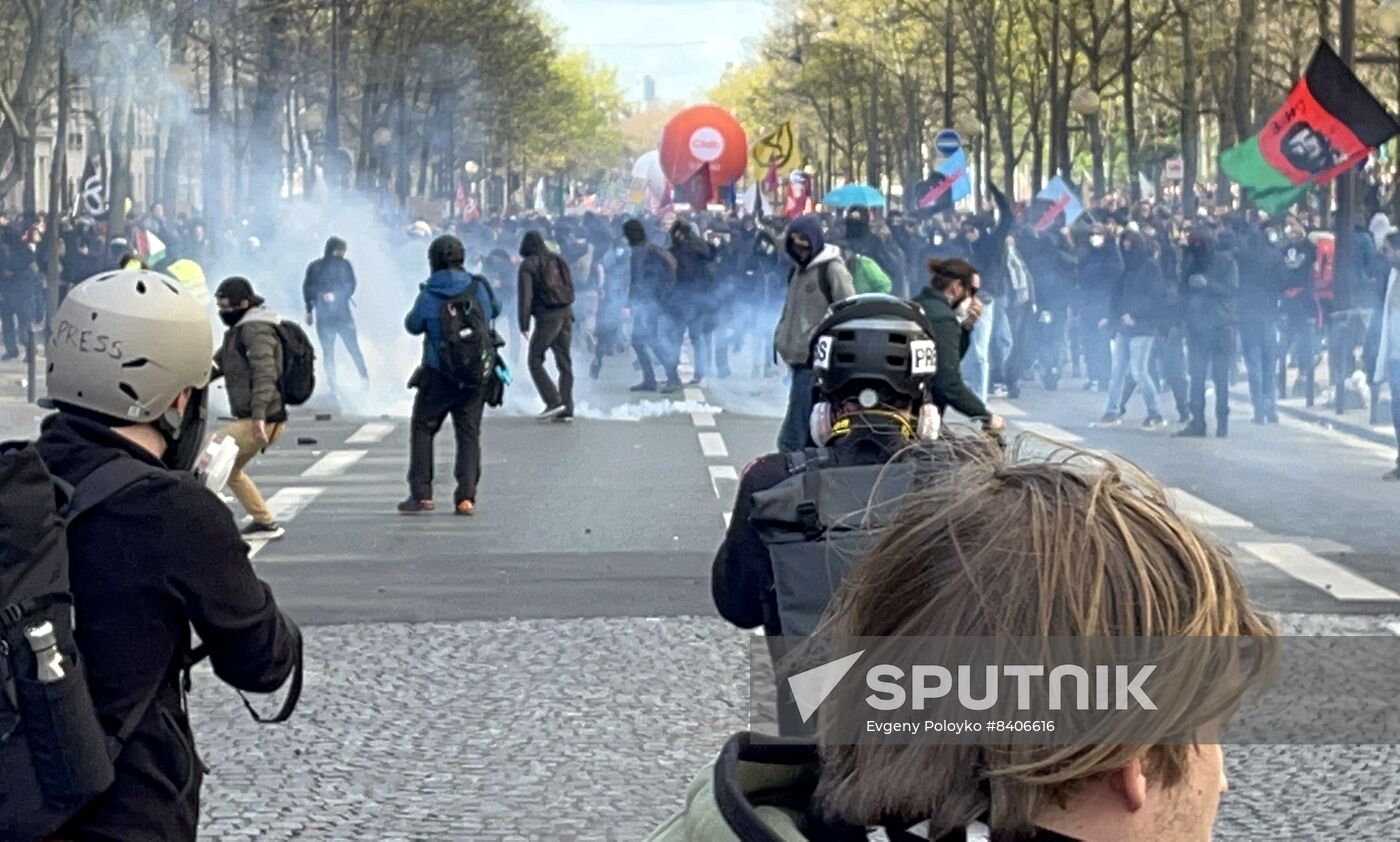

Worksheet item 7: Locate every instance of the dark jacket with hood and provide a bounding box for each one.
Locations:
[958,185,1014,298]
[35,413,300,841]
[913,287,990,420]
[1107,230,1169,336]
[668,221,718,314]
[301,238,357,321]
[213,304,286,423]
[772,215,855,366]
[406,268,502,372]
[516,230,573,331]
[1181,237,1239,331]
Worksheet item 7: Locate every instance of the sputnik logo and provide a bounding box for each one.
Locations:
[787,650,865,723]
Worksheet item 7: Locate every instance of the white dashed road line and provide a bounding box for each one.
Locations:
[708,464,739,498]
[698,431,729,459]
[345,421,395,444]
[247,486,325,559]
[690,411,716,428]
[1012,420,1084,443]
[1167,488,1255,530]
[301,449,368,478]
[684,387,706,403]
[1239,542,1400,602]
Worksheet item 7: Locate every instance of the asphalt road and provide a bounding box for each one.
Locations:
[6,346,1400,839]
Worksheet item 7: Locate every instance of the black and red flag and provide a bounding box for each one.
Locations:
[1221,40,1400,213]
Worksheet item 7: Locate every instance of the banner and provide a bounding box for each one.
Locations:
[1028,177,1085,233]
[751,119,802,176]
[914,149,971,215]
[1221,40,1400,213]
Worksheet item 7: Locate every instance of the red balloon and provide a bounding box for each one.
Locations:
[658,105,749,188]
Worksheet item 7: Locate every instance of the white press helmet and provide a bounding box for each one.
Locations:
[46,269,213,425]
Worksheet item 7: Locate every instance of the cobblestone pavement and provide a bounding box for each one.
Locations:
[189,615,1400,841]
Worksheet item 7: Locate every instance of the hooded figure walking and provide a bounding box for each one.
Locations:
[517,230,576,421]
[302,236,369,394]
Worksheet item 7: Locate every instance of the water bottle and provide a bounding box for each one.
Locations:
[25,621,66,684]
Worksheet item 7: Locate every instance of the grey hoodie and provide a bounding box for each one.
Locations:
[773,244,854,365]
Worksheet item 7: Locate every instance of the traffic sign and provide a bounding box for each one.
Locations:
[935,129,962,158]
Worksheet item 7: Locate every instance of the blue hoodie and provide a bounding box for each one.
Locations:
[405,268,502,371]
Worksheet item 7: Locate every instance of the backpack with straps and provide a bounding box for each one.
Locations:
[436,276,500,390]
[538,255,576,308]
[237,320,317,407]
[0,445,170,839]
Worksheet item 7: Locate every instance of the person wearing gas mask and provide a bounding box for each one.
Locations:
[213,276,290,538]
[914,258,1006,432]
[773,214,856,452]
[1175,230,1239,438]
[29,269,301,840]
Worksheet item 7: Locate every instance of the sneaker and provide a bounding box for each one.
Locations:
[397,497,435,514]
[1266,412,1279,424]
[536,404,567,421]
[688,376,705,386]
[990,383,1010,398]
[455,500,476,516]
[1172,424,1207,438]
[242,521,285,540]
[630,381,658,393]
[1383,468,1400,482]
[1143,414,1166,429]
[1096,412,1123,426]
[660,381,683,395]
[589,360,602,380]
[1252,414,1267,425]
[553,410,574,423]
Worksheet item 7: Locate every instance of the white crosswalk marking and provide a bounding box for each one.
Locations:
[684,387,706,402]
[698,432,729,458]
[1167,488,1254,529]
[708,464,738,498]
[987,400,1026,418]
[345,422,395,444]
[690,412,716,428]
[247,486,325,558]
[1014,421,1083,443]
[1240,542,1400,602]
[301,449,368,478]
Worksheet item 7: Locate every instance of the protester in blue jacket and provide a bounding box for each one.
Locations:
[400,234,501,516]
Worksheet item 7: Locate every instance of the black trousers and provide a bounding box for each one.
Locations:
[1187,327,1235,429]
[315,315,369,391]
[408,366,486,505]
[631,304,673,386]
[528,307,574,411]
[0,289,30,358]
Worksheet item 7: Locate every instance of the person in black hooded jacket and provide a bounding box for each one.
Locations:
[1174,230,1239,438]
[302,235,369,394]
[1099,229,1169,426]
[517,229,575,421]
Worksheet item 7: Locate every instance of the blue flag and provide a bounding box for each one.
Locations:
[915,149,971,214]
[1030,177,1085,232]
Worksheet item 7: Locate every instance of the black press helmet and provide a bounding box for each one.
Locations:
[810,294,938,405]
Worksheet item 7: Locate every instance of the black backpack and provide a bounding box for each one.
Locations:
[0,445,169,839]
[437,276,499,389]
[538,255,575,308]
[273,321,316,406]
[236,321,317,407]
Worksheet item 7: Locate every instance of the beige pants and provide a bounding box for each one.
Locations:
[221,419,285,525]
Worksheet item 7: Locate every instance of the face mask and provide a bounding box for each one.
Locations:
[1090,235,1105,247]
[1267,231,1280,244]
[955,297,974,322]
[932,234,944,246]
[787,240,814,265]
[219,309,244,327]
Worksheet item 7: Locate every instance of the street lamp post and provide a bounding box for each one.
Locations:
[1070,87,1103,199]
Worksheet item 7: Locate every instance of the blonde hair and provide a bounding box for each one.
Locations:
[814,443,1277,836]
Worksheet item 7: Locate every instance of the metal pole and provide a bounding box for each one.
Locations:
[942,0,954,127]
[1334,0,1356,414]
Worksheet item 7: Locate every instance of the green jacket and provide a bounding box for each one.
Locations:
[214,306,286,422]
[912,287,989,421]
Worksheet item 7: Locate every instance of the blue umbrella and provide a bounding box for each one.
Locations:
[823,183,886,208]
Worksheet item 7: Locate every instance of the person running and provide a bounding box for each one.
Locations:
[302,236,370,394]
[400,235,502,515]
[31,268,300,840]
[517,230,576,421]
[213,276,291,540]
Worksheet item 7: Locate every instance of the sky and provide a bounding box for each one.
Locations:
[536,0,777,103]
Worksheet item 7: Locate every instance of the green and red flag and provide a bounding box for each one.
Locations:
[1221,40,1400,214]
